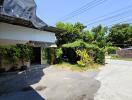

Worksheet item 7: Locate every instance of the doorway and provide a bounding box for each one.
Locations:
[31,47,41,65]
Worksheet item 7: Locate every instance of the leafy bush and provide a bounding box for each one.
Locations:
[62,40,99,50]
[0,44,32,71]
[105,46,118,54]
[55,48,63,58]
[54,48,63,63]
[95,49,105,64]
[4,45,20,65]
[47,48,56,64]
[76,49,93,67]
[16,44,32,65]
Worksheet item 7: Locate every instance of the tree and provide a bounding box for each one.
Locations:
[56,22,86,46]
[82,31,94,43]
[107,24,132,48]
[91,25,108,48]
[55,22,115,65]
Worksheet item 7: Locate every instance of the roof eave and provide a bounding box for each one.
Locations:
[0,14,65,34]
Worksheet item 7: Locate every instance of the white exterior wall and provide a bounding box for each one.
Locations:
[0,22,56,43]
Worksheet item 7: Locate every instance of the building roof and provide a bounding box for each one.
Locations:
[0,14,65,34]
[0,0,65,34]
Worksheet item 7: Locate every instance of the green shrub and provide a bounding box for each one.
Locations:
[16,44,32,65]
[41,48,48,64]
[77,61,85,67]
[0,44,32,71]
[55,48,63,58]
[105,46,118,54]
[95,49,105,64]
[76,49,93,67]
[54,48,63,63]
[47,48,56,64]
[5,45,20,65]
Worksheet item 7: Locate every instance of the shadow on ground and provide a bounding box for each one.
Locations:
[0,64,49,100]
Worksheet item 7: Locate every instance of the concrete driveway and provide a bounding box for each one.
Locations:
[94,60,132,100]
[0,65,100,100]
[0,60,132,100]
[31,67,100,100]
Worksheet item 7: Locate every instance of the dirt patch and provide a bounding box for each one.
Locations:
[35,85,47,91]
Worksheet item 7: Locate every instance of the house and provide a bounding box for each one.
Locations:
[0,0,64,67]
[116,47,132,58]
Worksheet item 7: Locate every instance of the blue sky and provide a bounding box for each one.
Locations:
[35,0,132,29]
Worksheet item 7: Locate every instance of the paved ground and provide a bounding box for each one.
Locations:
[0,60,132,100]
[32,67,100,100]
[94,60,132,100]
[0,65,100,100]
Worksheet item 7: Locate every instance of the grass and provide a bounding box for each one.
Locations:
[53,62,101,72]
[112,57,132,61]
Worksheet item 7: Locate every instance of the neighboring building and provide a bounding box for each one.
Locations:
[116,47,132,58]
[0,0,64,68]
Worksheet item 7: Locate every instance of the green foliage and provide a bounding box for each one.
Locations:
[0,44,32,66]
[76,49,93,67]
[62,48,78,63]
[55,48,63,58]
[107,24,132,48]
[16,44,32,65]
[0,45,21,65]
[62,40,99,50]
[95,49,105,64]
[8,46,20,65]
[48,48,55,64]
[62,40,84,48]
[46,48,62,64]
[55,22,119,66]
[105,46,118,54]
[92,25,108,41]
[91,25,109,48]
[74,22,86,32]
[0,46,9,57]
[41,48,48,64]
[56,22,86,46]
[82,31,94,43]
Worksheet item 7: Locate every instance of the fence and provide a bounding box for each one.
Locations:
[116,48,132,58]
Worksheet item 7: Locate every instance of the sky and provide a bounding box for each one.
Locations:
[35,0,132,29]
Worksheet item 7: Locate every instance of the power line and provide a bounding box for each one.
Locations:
[85,4,132,24]
[86,8,132,26]
[107,18,132,27]
[60,0,107,21]
[89,12,132,27]
[62,0,105,21]
[111,15,132,22]
[61,0,100,20]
